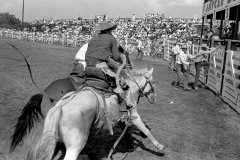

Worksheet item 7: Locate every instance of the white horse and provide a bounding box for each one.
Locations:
[27,68,164,160]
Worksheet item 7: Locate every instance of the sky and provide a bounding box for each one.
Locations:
[0,0,203,22]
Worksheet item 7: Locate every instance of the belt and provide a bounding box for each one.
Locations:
[87,61,104,67]
[86,56,107,67]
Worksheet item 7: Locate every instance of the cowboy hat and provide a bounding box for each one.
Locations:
[181,44,188,49]
[94,21,117,31]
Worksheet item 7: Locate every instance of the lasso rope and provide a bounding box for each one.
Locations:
[6,41,58,102]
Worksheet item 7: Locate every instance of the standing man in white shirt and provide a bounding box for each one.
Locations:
[172,44,195,91]
[170,41,180,70]
[136,36,144,61]
[132,14,136,22]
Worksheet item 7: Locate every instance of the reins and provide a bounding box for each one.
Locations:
[6,41,58,102]
[126,69,155,104]
[107,69,156,160]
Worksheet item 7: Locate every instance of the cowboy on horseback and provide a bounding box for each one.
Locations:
[84,21,135,108]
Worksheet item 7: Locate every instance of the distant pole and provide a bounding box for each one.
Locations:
[21,0,25,30]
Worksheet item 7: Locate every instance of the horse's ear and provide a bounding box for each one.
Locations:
[145,68,153,77]
[148,68,154,75]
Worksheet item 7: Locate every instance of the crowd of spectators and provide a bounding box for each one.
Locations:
[0,13,202,50]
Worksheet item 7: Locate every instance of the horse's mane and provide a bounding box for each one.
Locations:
[129,68,148,77]
[125,68,149,83]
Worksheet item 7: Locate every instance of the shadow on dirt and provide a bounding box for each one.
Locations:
[55,124,164,160]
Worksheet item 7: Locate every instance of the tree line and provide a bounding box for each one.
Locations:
[0,12,30,30]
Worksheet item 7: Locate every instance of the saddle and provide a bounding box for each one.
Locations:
[70,67,115,92]
[70,54,127,93]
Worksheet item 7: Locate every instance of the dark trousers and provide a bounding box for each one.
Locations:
[170,54,176,70]
[136,48,143,60]
[175,63,190,89]
[194,61,210,87]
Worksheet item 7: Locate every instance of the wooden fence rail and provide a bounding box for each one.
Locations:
[164,38,240,113]
[0,29,90,48]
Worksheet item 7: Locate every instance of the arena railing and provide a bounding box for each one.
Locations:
[0,29,90,48]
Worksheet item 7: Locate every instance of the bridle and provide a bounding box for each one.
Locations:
[127,69,156,104]
[136,76,155,104]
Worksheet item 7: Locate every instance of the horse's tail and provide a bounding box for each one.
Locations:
[27,103,61,160]
[10,93,44,153]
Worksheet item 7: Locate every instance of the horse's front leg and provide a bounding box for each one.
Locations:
[130,108,165,151]
[118,121,134,150]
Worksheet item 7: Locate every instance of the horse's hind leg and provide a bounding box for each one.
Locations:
[52,142,66,159]
[130,108,164,151]
[59,115,92,160]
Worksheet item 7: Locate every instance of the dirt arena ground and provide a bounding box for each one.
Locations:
[1,39,240,160]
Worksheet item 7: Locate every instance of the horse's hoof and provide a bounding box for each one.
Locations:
[156,144,165,152]
[159,146,165,151]
[156,146,165,156]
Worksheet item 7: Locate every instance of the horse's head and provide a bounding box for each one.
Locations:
[139,68,156,104]
[127,68,157,104]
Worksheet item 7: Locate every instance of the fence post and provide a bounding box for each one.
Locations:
[62,33,64,46]
[74,35,77,47]
[227,39,231,50]
[51,33,53,44]
[33,32,35,42]
[125,38,128,51]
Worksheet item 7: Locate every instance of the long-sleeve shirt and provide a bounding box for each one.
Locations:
[194,48,216,63]
[172,45,180,55]
[176,50,195,65]
[137,40,143,49]
[85,33,120,63]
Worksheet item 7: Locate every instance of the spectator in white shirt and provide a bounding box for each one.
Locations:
[172,44,195,91]
[133,14,136,22]
[136,37,144,61]
[170,41,180,70]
